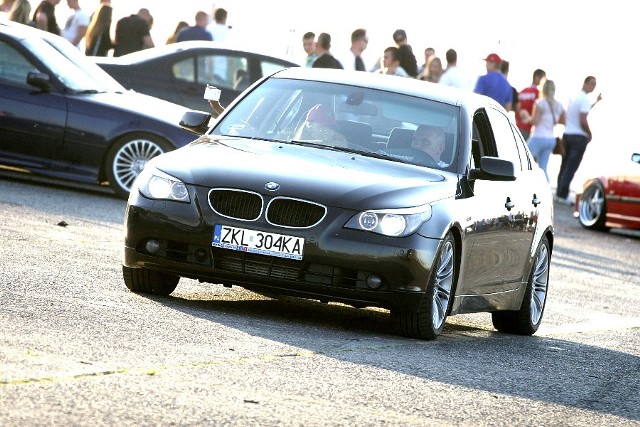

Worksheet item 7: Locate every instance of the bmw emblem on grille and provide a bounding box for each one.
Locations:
[265,181,280,191]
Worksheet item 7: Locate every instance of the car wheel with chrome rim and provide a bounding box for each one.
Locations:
[392,232,456,340]
[492,235,550,335]
[578,181,609,231]
[106,133,173,199]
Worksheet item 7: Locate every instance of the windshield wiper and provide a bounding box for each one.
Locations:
[74,89,106,95]
[286,139,396,160]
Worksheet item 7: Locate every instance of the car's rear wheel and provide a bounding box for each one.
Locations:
[492,236,550,335]
[392,232,456,340]
[122,266,179,296]
[106,134,173,199]
[578,181,609,230]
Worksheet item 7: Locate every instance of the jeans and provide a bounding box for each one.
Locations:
[527,136,555,181]
[556,134,589,198]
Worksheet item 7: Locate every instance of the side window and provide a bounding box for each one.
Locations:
[196,54,248,91]
[472,109,497,168]
[486,107,521,170]
[471,122,482,168]
[0,41,39,87]
[512,122,532,171]
[172,57,195,82]
[260,60,289,79]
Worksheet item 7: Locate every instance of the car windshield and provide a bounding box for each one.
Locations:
[211,78,461,170]
[24,36,122,93]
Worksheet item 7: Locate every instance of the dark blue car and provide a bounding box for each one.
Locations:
[0,22,196,198]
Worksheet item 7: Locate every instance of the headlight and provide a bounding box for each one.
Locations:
[135,166,190,202]
[344,204,432,237]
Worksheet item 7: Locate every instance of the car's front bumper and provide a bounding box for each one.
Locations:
[123,190,443,311]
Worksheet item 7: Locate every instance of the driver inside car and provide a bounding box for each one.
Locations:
[411,125,447,167]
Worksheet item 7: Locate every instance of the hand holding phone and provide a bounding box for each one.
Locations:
[204,85,221,101]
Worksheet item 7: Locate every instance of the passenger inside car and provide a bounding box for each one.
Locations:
[295,104,348,146]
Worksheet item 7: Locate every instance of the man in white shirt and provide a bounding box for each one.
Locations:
[556,76,603,202]
[207,7,229,42]
[439,49,470,90]
[206,8,231,83]
[62,0,89,48]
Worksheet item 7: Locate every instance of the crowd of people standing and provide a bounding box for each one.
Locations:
[302,28,602,201]
[1,0,230,57]
[0,2,603,200]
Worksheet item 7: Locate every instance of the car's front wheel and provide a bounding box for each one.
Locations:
[578,181,609,231]
[392,232,456,340]
[123,266,179,296]
[492,236,550,335]
[106,134,173,199]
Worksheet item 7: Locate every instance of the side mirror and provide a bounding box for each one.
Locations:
[469,156,516,181]
[26,72,52,92]
[179,111,212,135]
[631,153,640,164]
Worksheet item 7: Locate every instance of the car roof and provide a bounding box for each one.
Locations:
[98,40,300,66]
[0,20,126,91]
[0,20,34,39]
[271,67,500,111]
[1,19,63,42]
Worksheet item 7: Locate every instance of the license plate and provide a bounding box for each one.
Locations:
[212,224,304,260]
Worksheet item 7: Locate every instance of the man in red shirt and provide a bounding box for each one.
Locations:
[517,69,546,140]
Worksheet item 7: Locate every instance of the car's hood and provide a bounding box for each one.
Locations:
[152,136,458,209]
[77,90,193,125]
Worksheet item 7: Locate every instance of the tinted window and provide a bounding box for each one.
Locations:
[196,54,248,91]
[487,107,521,170]
[260,60,291,78]
[212,77,461,170]
[511,122,532,171]
[173,57,195,82]
[0,41,38,86]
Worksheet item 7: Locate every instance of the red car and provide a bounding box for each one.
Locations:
[575,153,640,230]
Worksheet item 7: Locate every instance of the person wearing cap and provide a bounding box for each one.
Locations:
[392,29,418,78]
[295,104,347,145]
[473,53,513,111]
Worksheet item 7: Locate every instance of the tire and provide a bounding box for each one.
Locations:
[577,181,609,231]
[122,265,179,296]
[106,133,173,199]
[492,236,550,335]
[392,232,456,340]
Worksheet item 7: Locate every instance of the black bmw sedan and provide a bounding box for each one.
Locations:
[95,41,299,112]
[123,67,554,340]
[0,22,195,198]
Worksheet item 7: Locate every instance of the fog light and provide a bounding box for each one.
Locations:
[194,248,208,262]
[145,239,160,254]
[366,275,383,289]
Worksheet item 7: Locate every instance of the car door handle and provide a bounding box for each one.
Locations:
[532,194,541,207]
[505,197,514,211]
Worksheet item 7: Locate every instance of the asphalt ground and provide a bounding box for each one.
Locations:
[1,176,639,426]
